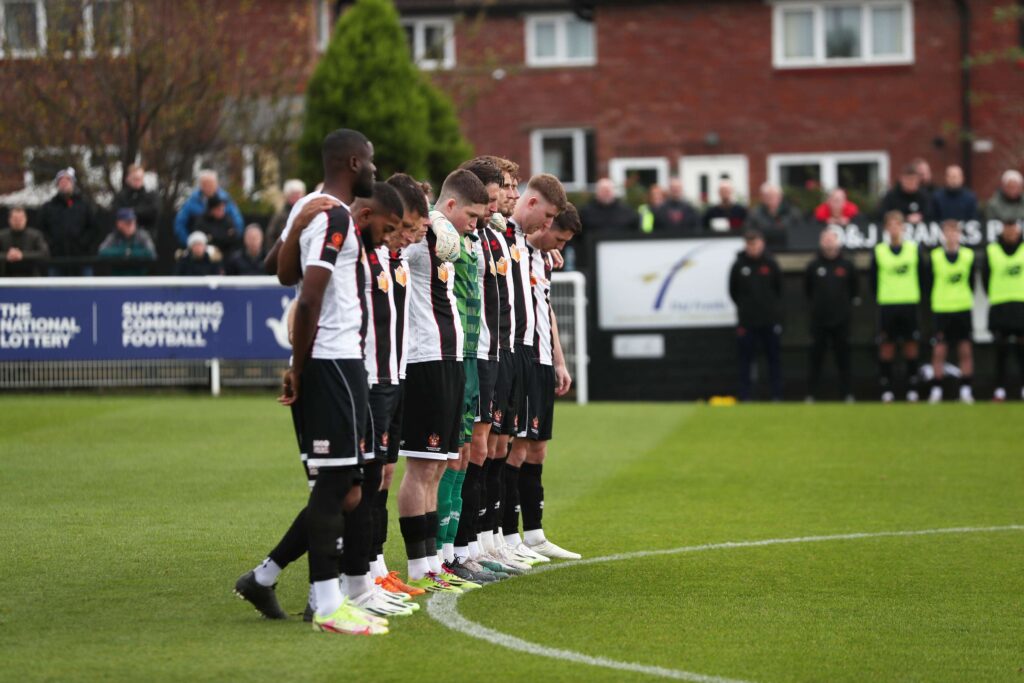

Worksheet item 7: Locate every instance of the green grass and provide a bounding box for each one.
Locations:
[1,397,1022,682]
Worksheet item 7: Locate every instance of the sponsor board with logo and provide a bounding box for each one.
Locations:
[0,277,293,361]
[597,238,744,330]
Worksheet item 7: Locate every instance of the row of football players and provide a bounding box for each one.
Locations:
[233,129,582,635]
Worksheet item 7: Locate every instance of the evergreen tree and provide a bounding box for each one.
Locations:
[298,0,430,185]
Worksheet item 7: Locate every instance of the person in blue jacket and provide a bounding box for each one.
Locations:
[173,169,244,247]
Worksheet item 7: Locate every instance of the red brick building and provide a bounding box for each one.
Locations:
[1,0,1021,206]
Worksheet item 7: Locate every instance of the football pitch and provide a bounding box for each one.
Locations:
[2,395,1022,682]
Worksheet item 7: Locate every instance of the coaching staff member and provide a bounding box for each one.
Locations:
[729,229,784,401]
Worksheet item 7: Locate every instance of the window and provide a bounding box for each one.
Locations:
[315,0,333,52]
[0,0,43,56]
[530,128,595,192]
[401,17,454,70]
[24,145,121,189]
[608,158,670,192]
[0,0,128,58]
[772,1,913,68]
[767,151,889,198]
[525,13,595,67]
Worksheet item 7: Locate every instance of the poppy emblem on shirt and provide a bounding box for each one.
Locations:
[438,264,451,282]
[369,252,379,265]
[394,265,408,287]
[759,265,771,275]
[377,271,390,292]
[496,257,509,275]
[835,267,847,277]
[530,273,538,286]
[427,433,441,450]
[510,246,521,262]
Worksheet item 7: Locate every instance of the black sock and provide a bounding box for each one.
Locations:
[340,461,381,576]
[906,358,920,390]
[519,463,544,532]
[480,458,495,531]
[995,338,1010,388]
[399,514,427,561]
[879,360,893,390]
[502,462,521,537]
[455,464,480,547]
[372,488,389,558]
[424,511,439,560]
[307,468,356,582]
[269,507,308,569]
[491,456,507,534]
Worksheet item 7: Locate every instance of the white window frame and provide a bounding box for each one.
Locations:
[401,16,455,70]
[678,155,751,205]
[608,157,670,193]
[530,127,591,192]
[0,0,130,59]
[767,150,890,194]
[0,0,45,58]
[524,12,596,68]
[771,1,914,69]
[315,0,331,52]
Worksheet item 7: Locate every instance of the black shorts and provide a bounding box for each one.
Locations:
[491,348,520,435]
[878,304,920,342]
[932,311,973,344]
[294,358,367,485]
[988,302,1024,335]
[386,384,404,465]
[400,360,465,460]
[524,363,556,441]
[476,358,498,423]
[510,344,535,437]
[365,383,401,464]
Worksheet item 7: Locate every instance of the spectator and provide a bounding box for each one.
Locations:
[579,178,640,233]
[652,178,700,234]
[880,165,933,224]
[745,182,801,247]
[193,195,241,256]
[813,188,860,226]
[173,169,244,247]
[985,170,1024,224]
[226,224,266,275]
[728,229,783,401]
[932,165,978,222]
[176,231,223,276]
[637,184,664,234]
[97,208,157,275]
[37,168,97,275]
[804,228,859,402]
[703,179,748,232]
[266,179,306,244]
[912,157,936,195]
[0,207,50,277]
[113,164,159,234]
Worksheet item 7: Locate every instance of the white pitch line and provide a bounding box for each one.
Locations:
[427,525,1024,683]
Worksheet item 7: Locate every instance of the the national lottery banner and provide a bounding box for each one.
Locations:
[0,277,294,361]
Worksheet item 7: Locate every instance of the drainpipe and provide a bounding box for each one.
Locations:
[955,0,972,186]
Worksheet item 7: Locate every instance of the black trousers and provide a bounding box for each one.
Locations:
[809,322,851,398]
[737,325,782,401]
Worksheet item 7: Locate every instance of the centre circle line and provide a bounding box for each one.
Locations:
[427,524,1024,683]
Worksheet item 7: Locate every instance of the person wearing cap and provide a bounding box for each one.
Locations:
[193,194,241,255]
[37,167,98,275]
[97,208,157,276]
[173,169,245,248]
[176,231,223,276]
[728,228,784,401]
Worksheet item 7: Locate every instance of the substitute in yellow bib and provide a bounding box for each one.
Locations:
[872,210,925,402]
[925,220,976,404]
[982,219,1024,401]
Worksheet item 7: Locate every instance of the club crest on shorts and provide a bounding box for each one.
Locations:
[394,265,408,287]
[513,415,519,429]
[427,433,441,450]
[531,416,539,431]
[381,432,389,448]
[493,409,503,425]
[313,439,330,454]
[359,438,366,453]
